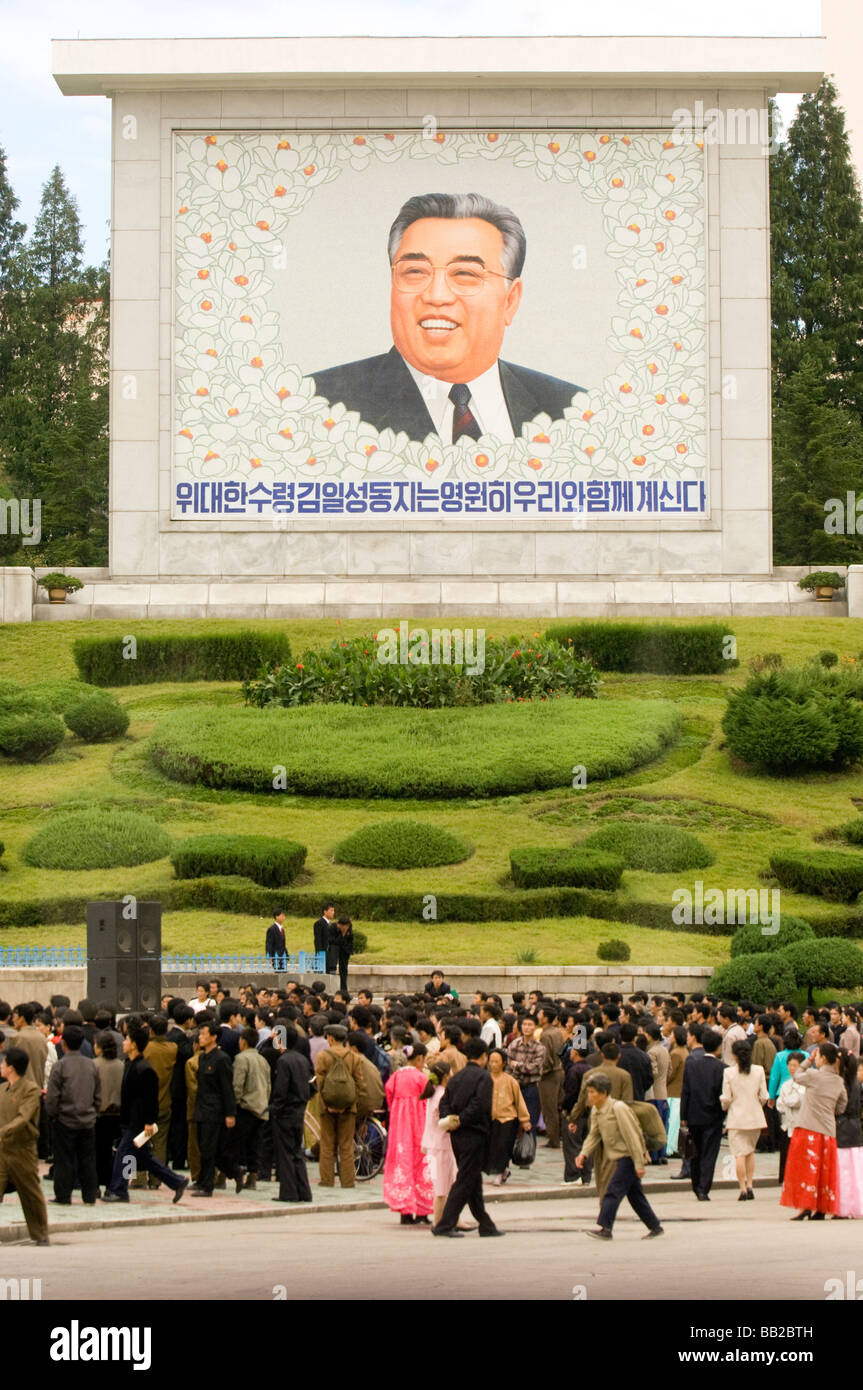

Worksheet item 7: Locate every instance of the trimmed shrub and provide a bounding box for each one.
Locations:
[509,847,624,890]
[74,629,292,686]
[818,651,839,668]
[730,914,814,958]
[64,694,130,743]
[722,666,863,773]
[770,850,863,903]
[597,938,631,961]
[27,679,103,713]
[0,711,66,762]
[780,937,863,1002]
[22,810,172,870]
[148,699,682,799]
[170,834,306,889]
[710,951,797,1003]
[839,818,863,846]
[581,822,713,873]
[544,621,736,674]
[0,684,50,716]
[333,821,471,870]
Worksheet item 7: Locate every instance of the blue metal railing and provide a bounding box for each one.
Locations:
[0,947,326,974]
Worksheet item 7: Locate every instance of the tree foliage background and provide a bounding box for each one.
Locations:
[0,157,108,565]
[770,79,863,564]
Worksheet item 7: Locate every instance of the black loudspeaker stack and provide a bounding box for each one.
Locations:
[86,901,162,1014]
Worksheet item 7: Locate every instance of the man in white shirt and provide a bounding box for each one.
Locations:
[479,1002,502,1051]
[718,1005,747,1066]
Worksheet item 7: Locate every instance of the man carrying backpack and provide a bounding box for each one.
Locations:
[314,1025,367,1188]
[575,1072,664,1240]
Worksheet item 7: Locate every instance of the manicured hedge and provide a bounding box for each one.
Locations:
[26,679,104,713]
[780,938,863,1001]
[730,914,814,957]
[509,848,624,890]
[148,699,682,799]
[839,818,863,846]
[334,821,471,870]
[597,938,631,961]
[22,810,172,870]
[710,950,797,1002]
[770,850,863,903]
[64,694,130,742]
[544,622,736,674]
[582,822,713,873]
[723,666,863,773]
[74,629,292,686]
[170,834,306,889]
[0,711,66,762]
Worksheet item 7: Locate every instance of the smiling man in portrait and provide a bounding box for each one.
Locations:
[308,192,584,443]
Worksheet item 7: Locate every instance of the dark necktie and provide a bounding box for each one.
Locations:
[449,383,482,443]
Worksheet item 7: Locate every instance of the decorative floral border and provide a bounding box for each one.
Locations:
[173,130,706,506]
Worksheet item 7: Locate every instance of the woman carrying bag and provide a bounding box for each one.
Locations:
[720,1039,769,1201]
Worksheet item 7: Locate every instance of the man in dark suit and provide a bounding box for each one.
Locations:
[680,1025,725,1202]
[327,917,354,993]
[313,903,335,961]
[102,1026,188,1204]
[270,1024,313,1203]
[265,910,288,971]
[432,1037,501,1238]
[309,192,583,443]
[190,1019,243,1197]
[617,1023,654,1103]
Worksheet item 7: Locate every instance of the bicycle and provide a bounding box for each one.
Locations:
[330,1112,388,1182]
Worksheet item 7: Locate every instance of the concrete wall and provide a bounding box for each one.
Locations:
[0,963,714,1006]
[104,81,774,612]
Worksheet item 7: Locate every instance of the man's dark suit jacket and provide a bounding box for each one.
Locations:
[271,1049,313,1115]
[617,1043,654,1103]
[265,922,287,960]
[119,1055,159,1132]
[439,1061,493,1136]
[680,1048,725,1127]
[313,917,330,955]
[326,923,353,974]
[194,1047,236,1123]
[309,347,584,440]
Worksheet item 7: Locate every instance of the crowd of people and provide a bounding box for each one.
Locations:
[1,966,862,1244]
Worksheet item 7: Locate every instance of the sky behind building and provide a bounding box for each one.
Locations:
[1,0,822,265]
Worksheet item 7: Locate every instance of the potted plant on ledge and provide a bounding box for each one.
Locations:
[37,573,84,605]
[798,571,847,603]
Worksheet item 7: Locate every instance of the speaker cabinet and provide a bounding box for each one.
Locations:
[86,901,162,1012]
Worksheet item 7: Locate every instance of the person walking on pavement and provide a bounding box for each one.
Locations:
[45,1024,100,1206]
[0,1048,50,1244]
[315,1024,366,1189]
[432,1037,502,1238]
[680,1026,725,1202]
[191,1019,244,1196]
[102,1027,188,1204]
[576,1072,664,1240]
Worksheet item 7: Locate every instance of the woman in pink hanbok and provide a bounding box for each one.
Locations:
[421,1058,458,1227]
[383,1043,434,1225]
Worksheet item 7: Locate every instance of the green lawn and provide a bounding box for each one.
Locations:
[2,614,863,966]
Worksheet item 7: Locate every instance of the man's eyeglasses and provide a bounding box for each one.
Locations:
[392,258,513,296]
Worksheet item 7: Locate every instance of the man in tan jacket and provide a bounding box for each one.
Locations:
[576,1072,664,1240]
[568,1042,634,1124]
[315,1026,367,1188]
[0,1048,49,1244]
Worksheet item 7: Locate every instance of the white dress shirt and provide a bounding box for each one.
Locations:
[403,358,515,443]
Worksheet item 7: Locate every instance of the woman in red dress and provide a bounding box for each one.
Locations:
[780,1042,846,1220]
[383,1043,434,1225]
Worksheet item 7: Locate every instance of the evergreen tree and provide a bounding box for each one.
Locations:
[0,142,25,288]
[772,352,863,565]
[770,78,863,417]
[0,164,108,564]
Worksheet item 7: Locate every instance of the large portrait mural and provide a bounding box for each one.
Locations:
[173,130,708,523]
